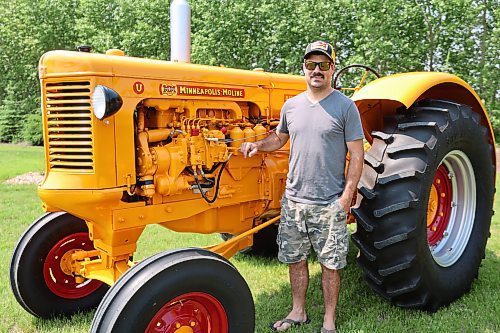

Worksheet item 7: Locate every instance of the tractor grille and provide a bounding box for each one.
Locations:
[45,81,94,172]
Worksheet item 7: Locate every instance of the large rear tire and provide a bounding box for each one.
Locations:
[220,221,279,257]
[10,212,109,318]
[90,248,254,333]
[247,223,279,256]
[352,99,494,311]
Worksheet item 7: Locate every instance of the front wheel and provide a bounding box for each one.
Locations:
[10,212,109,318]
[91,248,254,333]
[352,99,494,311]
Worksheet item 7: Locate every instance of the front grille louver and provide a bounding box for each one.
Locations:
[45,81,94,172]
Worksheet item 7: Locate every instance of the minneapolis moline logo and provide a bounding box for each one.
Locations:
[178,85,245,98]
[159,83,176,96]
[159,84,245,98]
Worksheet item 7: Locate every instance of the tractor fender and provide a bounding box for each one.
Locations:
[352,72,496,172]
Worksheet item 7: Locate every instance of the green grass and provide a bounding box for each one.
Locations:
[0,145,499,333]
[0,144,44,181]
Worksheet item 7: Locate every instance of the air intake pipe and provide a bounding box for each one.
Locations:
[170,0,191,63]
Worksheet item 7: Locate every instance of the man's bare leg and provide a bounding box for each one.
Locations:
[273,260,309,331]
[321,264,341,331]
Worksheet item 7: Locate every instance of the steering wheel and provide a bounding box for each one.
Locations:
[333,64,381,93]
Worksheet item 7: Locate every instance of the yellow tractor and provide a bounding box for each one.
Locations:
[9,8,495,333]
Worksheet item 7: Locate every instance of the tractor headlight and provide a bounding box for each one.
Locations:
[91,85,123,120]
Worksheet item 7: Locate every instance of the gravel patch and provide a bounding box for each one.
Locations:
[4,172,44,185]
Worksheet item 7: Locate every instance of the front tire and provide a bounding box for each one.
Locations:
[10,212,109,318]
[352,99,494,311]
[91,248,254,333]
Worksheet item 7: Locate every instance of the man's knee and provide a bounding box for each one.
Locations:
[290,259,308,270]
[320,263,341,277]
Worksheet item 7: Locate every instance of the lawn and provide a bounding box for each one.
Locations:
[0,144,498,333]
[0,144,44,181]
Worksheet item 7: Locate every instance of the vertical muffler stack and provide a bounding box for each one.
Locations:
[170,0,191,63]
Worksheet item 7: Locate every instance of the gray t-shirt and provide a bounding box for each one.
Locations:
[276,90,364,205]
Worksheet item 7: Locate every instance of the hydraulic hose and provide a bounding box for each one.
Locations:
[194,162,227,204]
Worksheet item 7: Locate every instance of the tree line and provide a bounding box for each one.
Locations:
[0,0,497,144]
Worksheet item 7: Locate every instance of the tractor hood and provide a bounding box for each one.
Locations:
[38,50,305,91]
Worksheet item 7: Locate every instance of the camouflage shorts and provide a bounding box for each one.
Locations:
[277,196,348,270]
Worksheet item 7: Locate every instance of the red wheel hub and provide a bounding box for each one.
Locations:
[43,232,103,299]
[146,292,228,333]
[427,165,453,246]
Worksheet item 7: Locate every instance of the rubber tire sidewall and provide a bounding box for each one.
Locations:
[92,248,255,333]
[354,100,494,310]
[249,223,279,257]
[10,212,109,318]
[220,223,279,257]
[415,109,493,306]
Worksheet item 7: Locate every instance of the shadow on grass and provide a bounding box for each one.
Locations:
[249,241,368,333]
[14,242,499,333]
[31,311,95,333]
[250,242,500,333]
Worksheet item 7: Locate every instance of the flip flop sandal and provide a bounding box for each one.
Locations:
[269,317,311,331]
[320,327,336,333]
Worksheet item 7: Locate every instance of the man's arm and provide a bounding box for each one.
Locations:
[338,139,364,213]
[240,130,290,157]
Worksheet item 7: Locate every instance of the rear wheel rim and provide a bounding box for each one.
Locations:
[146,292,228,333]
[43,232,103,299]
[427,164,452,246]
[427,150,476,267]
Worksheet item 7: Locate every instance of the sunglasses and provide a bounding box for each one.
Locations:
[304,61,332,71]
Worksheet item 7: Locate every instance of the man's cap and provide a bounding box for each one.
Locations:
[304,41,335,62]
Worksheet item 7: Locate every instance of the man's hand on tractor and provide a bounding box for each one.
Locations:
[239,130,289,158]
[240,142,258,158]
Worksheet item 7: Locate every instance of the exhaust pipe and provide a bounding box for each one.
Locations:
[170,0,191,63]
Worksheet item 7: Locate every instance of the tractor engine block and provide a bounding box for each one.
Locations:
[134,100,267,199]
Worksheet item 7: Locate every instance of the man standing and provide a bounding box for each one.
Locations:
[240,41,364,333]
